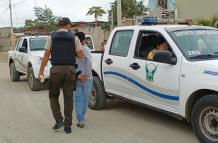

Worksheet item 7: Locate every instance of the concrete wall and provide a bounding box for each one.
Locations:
[0,27,11,52]
[176,0,218,19]
[73,26,110,50]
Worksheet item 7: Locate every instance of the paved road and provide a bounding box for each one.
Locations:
[0,62,199,143]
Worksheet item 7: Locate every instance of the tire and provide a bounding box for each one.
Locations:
[9,63,20,82]
[27,67,41,91]
[192,95,218,143]
[88,76,107,110]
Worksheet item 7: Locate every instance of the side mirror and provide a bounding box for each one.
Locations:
[153,50,177,65]
[19,47,27,53]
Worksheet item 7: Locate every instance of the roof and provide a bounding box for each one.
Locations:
[114,24,217,32]
[18,35,48,39]
[71,21,107,27]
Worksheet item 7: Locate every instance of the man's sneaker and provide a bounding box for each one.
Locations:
[77,121,85,128]
[64,126,72,134]
[52,122,64,130]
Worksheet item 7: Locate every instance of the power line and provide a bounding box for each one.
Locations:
[13,5,19,27]
[34,0,38,7]
[13,0,28,7]
[0,6,9,13]
[0,0,9,4]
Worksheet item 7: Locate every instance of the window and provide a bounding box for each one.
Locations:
[16,39,23,51]
[109,30,133,57]
[22,39,28,50]
[135,31,173,61]
[86,36,93,50]
[29,37,47,51]
[169,29,218,60]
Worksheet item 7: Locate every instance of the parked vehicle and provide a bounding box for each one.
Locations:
[90,22,218,143]
[8,34,95,91]
[86,35,95,51]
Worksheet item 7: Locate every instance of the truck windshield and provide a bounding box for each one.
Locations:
[29,37,47,51]
[169,29,218,60]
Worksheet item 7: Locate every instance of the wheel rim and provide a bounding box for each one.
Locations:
[89,87,97,106]
[28,71,34,89]
[10,65,14,80]
[199,107,218,141]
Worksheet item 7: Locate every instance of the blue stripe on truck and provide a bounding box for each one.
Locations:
[104,71,179,101]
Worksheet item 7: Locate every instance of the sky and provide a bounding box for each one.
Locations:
[0,0,148,28]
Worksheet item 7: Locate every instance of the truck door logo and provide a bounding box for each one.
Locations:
[145,63,157,82]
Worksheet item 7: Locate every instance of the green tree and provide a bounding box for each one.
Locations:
[195,14,218,28]
[86,6,106,26]
[109,0,148,27]
[25,5,58,32]
[25,19,36,28]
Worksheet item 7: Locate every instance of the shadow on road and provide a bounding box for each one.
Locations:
[104,99,192,131]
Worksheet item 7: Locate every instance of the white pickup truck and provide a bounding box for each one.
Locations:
[90,24,218,143]
[8,34,95,91]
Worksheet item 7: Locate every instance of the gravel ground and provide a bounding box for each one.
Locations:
[0,59,199,143]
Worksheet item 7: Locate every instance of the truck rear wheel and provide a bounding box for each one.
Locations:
[88,76,107,110]
[28,67,41,91]
[10,63,20,82]
[192,95,218,143]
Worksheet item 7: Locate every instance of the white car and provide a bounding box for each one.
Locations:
[90,23,218,143]
[8,34,95,91]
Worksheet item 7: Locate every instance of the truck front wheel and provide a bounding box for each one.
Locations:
[28,67,41,91]
[10,63,20,82]
[192,95,218,143]
[88,76,107,110]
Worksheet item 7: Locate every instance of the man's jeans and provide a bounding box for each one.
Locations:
[74,79,93,122]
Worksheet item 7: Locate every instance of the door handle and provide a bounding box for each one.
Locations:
[130,63,140,70]
[105,59,113,65]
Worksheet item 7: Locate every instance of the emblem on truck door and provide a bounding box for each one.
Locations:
[145,63,157,82]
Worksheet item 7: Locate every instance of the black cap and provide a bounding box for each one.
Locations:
[58,17,72,26]
[75,32,85,42]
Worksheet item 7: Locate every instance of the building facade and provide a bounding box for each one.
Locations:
[0,27,11,52]
[176,0,218,19]
[148,0,175,10]
[72,21,110,50]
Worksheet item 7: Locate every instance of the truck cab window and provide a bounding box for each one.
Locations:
[85,37,93,50]
[109,30,133,57]
[22,39,28,50]
[135,31,174,61]
[16,39,23,51]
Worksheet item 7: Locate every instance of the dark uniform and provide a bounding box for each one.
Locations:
[50,31,76,127]
[44,22,82,133]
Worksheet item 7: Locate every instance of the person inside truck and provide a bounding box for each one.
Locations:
[197,38,210,54]
[147,36,169,60]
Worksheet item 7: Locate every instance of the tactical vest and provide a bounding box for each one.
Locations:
[51,31,76,66]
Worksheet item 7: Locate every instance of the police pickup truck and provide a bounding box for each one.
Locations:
[90,20,218,142]
[8,34,95,91]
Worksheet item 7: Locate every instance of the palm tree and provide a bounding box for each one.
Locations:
[86,6,106,26]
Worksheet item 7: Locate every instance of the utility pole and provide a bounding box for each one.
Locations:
[9,0,14,50]
[117,0,122,27]
[111,10,114,31]
[110,3,114,31]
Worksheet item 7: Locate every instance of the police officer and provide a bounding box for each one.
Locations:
[38,17,83,133]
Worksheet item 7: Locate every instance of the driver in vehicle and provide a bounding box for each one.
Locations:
[197,38,209,54]
[147,37,169,60]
